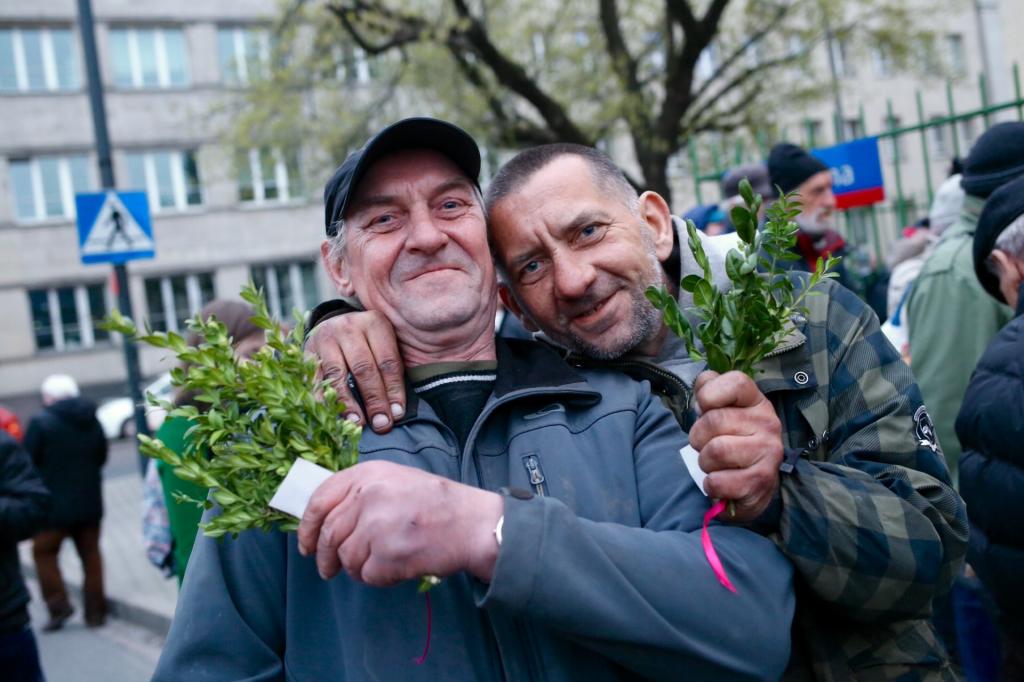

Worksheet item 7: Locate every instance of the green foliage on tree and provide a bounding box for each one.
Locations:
[103,283,361,539]
[645,178,839,375]
[223,0,948,206]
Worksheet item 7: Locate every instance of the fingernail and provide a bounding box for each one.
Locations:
[371,413,389,430]
[345,413,361,424]
[390,403,404,418]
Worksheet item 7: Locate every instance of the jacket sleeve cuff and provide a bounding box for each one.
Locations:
[474,494,546,612]
[305,299,360,341]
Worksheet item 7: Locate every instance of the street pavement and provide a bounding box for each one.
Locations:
[18,437,178,679]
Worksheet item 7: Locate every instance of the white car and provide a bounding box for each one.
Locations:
[96,372,174,440]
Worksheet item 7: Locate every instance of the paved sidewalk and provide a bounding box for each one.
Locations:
[19,472,179,636]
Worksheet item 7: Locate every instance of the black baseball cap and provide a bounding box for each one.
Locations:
[323,118,481,236]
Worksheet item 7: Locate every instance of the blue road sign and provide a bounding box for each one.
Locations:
[76,190,155,265]
[810,137,886,209]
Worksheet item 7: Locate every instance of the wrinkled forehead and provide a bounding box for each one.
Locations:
[346,149,478,217]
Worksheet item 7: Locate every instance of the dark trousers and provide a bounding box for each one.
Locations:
[32,523,106,624]
[0,627,45,681]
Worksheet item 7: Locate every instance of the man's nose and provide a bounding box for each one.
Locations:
[552,252,596,300]
[823,186,837,210]
[406,209,449,253]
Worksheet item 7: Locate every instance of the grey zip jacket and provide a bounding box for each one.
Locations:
[153,339,794,681]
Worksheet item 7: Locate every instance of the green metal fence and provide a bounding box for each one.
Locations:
[687,64,1024,261]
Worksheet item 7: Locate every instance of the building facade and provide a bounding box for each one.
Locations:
[0,0,331,399]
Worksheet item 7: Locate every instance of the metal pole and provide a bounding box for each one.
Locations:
[821,2,846,143]
[979,73,992,127]
[77,0,151,475]
[688,142,704,205]
[947,81,962,158]
[916,91,934,204]
[887,99,907,229]
[1014,63,1023,121]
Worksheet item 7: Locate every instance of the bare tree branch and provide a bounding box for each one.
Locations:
[599,0,641,94]
[689,1,795,106]
[665,0,698,36]
[326,2,427,54]
[700,0,732,37]
[445,0,592,145]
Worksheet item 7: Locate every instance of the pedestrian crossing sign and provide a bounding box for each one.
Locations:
[76,190,155,264]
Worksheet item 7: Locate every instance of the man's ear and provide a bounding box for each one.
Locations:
[638,191,674,262]
[320,240,356,297]
[498,284,539,332]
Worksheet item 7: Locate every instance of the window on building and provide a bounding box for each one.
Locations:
[830,38,855,77]
[0,27,80,92]
[960,117,977,150]
[218,26,269,86]
[143,272,215,333]
[947,34,966,76]
[804,119,823,148]
[871,45,893,77]
[930,117,951,157]
[27,283,110,352]
[842,118,864,140]
[9,155,92,222]
[881,116,905,162]
[236,148,302,204]
[124,149,202,212]
[250,261,318,319]
[108,27,189,89]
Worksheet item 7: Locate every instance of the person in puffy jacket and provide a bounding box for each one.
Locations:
[958,173,1024,679]
[0,430,51,681]
[24,374,108,631]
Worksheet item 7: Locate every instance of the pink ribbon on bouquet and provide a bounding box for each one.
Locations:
[702,499,738,593]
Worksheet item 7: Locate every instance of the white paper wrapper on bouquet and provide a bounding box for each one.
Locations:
[268,458,334,518]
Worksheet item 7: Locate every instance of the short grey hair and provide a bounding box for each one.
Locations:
[987,213,1024,272]
[326,218,347,263]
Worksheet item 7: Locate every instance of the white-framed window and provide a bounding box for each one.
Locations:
[0,27,79,92]
[108,27,189,89]
[930,116,950,157]
[217,26,269,86]
[236,147,302,204]
[143,272,215,333]
[871,45,893,77]
[9,154,92,222]
[947,34,966,76]
[124,149,201,212]
[27,283,110,351]
[250,261,318,319]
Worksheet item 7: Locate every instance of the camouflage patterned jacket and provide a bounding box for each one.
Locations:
[569,227,968,680]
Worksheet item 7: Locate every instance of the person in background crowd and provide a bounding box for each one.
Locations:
[0,431,51,681]
[766,143,889,318]
[886,174,965,320]
[957,174,1024,681]
[682,203,730,235]
[906,122,1024,487]
[154,299,266,585]
[24,375,108,631]
[720,162,774,223]
[0,407,23,443]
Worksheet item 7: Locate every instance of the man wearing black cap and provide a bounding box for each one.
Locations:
[152,118,795,681]
[906,122,1023,488]
[957,173,1024,679]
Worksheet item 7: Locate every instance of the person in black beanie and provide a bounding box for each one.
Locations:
[766,143,887,317]
[957,173,1024,680]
